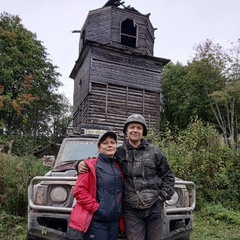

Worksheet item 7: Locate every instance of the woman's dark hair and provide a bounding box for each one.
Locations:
[97,131,117,147]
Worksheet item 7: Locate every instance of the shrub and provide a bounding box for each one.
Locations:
[0,153,48,216]
[0,210,27,239]
[157,117,240,210]
[199,203,240,225]
[0,134,51,157]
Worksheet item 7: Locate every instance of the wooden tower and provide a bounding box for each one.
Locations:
[70,0,170,133]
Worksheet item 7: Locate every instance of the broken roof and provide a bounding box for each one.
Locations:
[103,0,140,14]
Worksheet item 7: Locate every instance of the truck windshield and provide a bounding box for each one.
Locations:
[56,138,99,166]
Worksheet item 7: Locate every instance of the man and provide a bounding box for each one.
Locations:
[78,114,175,240]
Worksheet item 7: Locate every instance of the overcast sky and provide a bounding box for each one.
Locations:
[1,0,239,104]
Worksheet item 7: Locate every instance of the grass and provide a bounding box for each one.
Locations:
[190,213,240,240]
[0,211,27,240]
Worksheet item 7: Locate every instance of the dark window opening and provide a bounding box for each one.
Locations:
[121,19,137,48]
[121,35,136,48]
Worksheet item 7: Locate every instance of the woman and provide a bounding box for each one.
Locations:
[68,131,123,240]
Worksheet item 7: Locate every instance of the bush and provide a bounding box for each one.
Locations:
[0,134,48,156]
[0,153,49,216]
[200,203,240,225]
[190,204,240,240]
[157,117,240,210]
[0,210,27,239]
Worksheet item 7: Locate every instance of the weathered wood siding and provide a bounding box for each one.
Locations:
[78,6,155,56]
[73,51,91,110]
[89,46,163,91]
[72,43,168,132]
[73,82,160,133]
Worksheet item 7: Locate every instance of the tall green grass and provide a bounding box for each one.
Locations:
[190,204,240,240]
[0,153,48,216]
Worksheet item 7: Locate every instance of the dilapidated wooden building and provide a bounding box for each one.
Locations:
[70,0,170,133]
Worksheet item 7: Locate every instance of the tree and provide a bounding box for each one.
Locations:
[51,95,73,143]
[162,57,223,130]
[207,39,240,146]
[0,12,73,153]
[0,13,62,135]
[161,62,188,129]
[183,58,225,126]
[162,39,240,147]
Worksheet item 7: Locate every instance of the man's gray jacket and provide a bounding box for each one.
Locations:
[116,139,175,209]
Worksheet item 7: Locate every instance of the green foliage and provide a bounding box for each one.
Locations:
[190,205,240,240]
[162,58,224,130]
[200,204,240,225]
[158,117,240,210]
[51,95,73,144]
[162,39,240,146]
[0,211,27,239]
[0,153,48,216]
[0,134,49,156]
[0,12,73,144]
[161,62,188,129]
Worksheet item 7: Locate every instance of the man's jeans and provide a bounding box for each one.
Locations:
[123,199,164,240]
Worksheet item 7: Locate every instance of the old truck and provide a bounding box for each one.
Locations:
[27,125,196,240]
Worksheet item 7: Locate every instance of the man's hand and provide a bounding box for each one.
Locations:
[78,161,90,173]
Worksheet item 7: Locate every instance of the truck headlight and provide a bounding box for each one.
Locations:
[49,186,68,203]
[166,191,179,206]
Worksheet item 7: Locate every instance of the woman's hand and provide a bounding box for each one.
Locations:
[78,161,90,173]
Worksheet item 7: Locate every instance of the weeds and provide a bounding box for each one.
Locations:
[0,211,27,239]
[0,153,48,216]
[190,206,240,240]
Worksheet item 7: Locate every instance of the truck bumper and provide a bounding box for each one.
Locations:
[28,211,193,240]
[27,211,126,240]
[162,214,193,240]
[28,211,83,240]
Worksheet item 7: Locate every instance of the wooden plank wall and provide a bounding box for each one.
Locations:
[86,9,112,45]
[73,82,160,134]
[73,53,91,114]
[90,47,163,92]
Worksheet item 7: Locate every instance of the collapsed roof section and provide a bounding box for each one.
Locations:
[103,0,141,14]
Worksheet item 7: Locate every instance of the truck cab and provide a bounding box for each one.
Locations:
[27,126,196,240]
